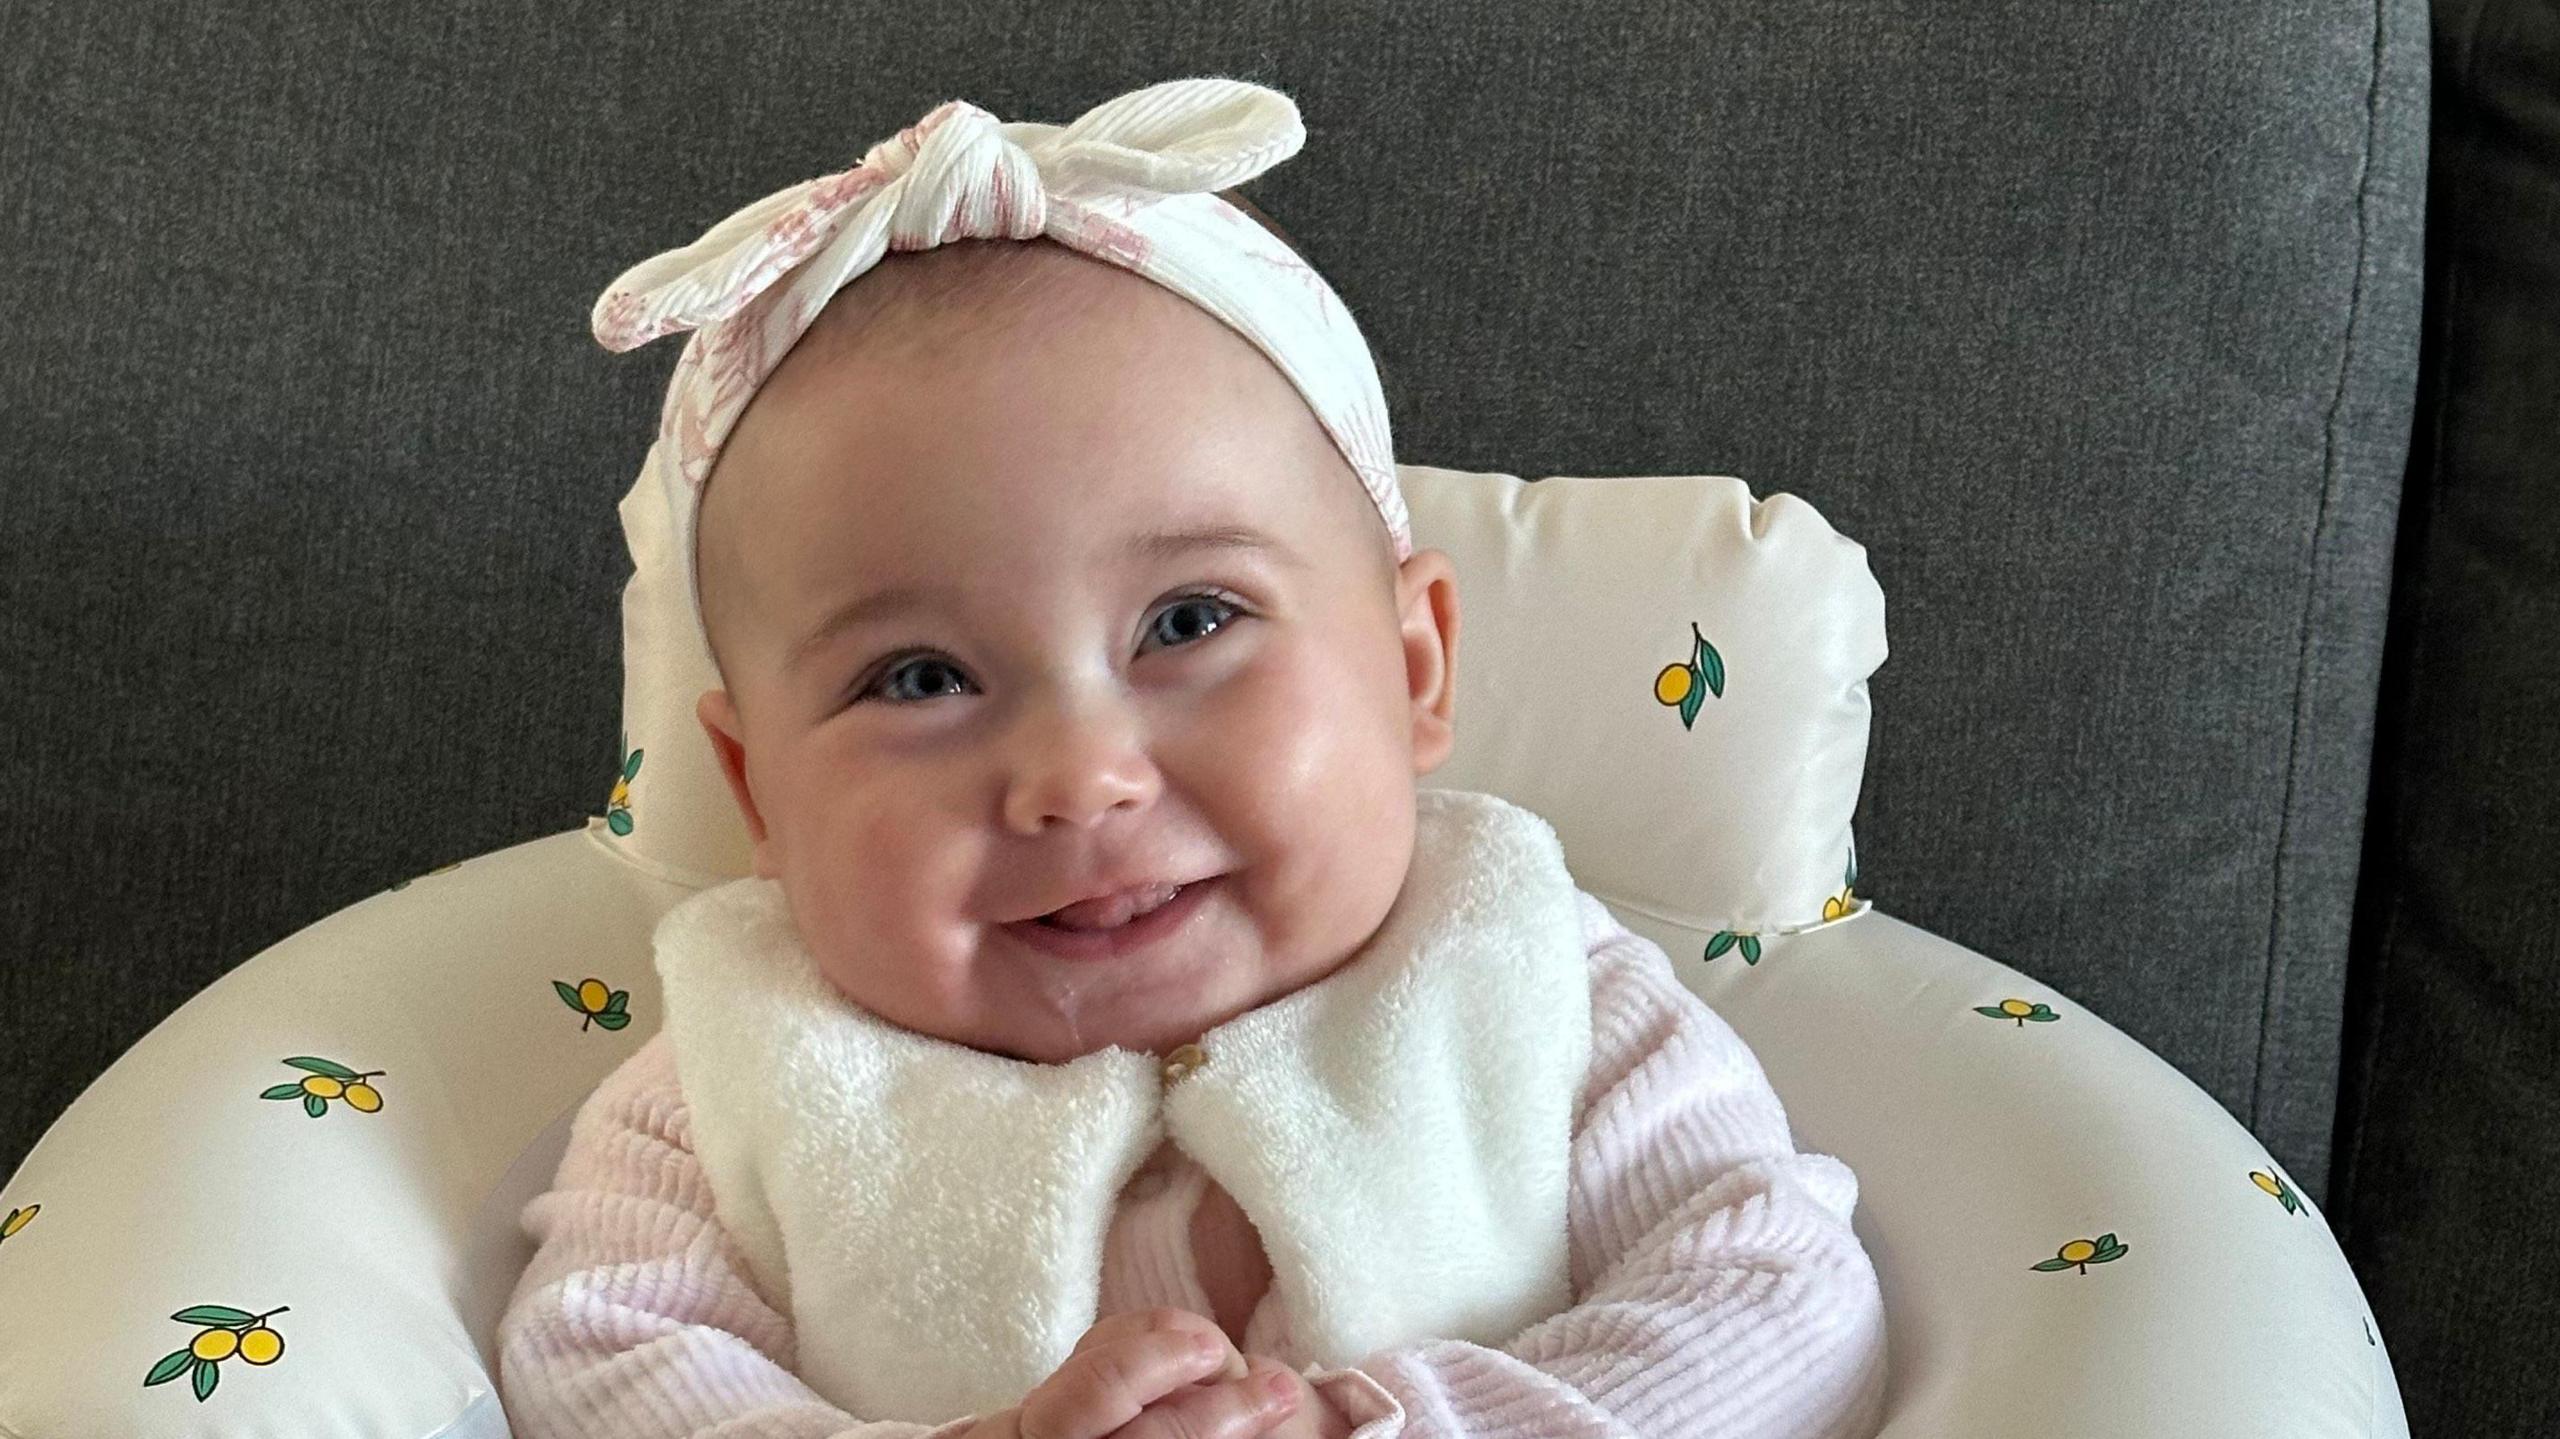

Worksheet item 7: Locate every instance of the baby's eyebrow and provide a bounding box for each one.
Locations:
[1119,523,1300,566]
[789,582,947,674]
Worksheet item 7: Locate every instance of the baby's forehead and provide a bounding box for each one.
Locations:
[714,236,1392,611]
[835,469,1320,568]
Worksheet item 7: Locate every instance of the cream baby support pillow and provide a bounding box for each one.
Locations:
[0,462,2411,1438]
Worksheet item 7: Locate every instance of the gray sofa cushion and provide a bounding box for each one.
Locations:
[2334,0,2560,1427]
[0,0,2422,1216]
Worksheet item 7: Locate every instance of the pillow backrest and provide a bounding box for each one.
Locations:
[1402,464,1884,933]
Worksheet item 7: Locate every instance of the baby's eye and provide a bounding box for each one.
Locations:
[862,655,974,705]
[1143,593,1241,652]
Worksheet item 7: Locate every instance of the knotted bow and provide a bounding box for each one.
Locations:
[589,76,1409,659]
[592,78,1303,352]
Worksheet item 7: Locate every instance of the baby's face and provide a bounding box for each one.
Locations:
[694,243,1459,1065]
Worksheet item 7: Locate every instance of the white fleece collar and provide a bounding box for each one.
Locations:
[652,787,1594,1426]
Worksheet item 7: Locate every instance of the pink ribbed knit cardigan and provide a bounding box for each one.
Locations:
[495,890,1889,1438]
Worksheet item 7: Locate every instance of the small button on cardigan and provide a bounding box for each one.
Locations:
[494,890,1889,1439]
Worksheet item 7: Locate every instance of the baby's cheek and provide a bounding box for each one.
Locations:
[1206,637,1413,945]
[1213,639,1384,804]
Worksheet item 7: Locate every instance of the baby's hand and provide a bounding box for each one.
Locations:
[964,1307,1304,1439]
[1232,1355,1356,1439]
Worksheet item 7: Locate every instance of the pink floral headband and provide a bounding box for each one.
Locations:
[588,76,1408,655]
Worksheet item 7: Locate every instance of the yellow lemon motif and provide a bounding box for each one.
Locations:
[299,1075,345,1100]
[609,777,630,808]
[556,976,633,1031]
[190,1328,240,1362]
[1653,664,1693,706]
[2251,1168,2305,1214]
[344,1082,383,1112]
[238,1327,285,1365]
[0,1204,34,1240]
[2058,1239,2098,1264]
[2000,999,2035,1017]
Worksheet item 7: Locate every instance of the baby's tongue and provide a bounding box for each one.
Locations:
[1048,883,1179,932]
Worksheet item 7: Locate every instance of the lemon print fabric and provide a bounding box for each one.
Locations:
[1652,621,1726,731]
[2252,1167,2306,1215]
[1703,856,1864,967]
[1702,929,1764,966]
[2032,1234,2128,1274]
[1977,998,2061,1027]
[144,1304,289,1402]
[606,729,645,836]
[555,976,632,1031]
[1823,847,1860,921]
[259,1058,386,1117]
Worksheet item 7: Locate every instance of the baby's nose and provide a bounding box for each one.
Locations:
[1000,693,1162,832]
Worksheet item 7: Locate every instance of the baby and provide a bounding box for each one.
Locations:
[498,79,1886,1439]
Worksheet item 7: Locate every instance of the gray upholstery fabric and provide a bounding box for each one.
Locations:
[1,0,2420,1243]
[2333,0,2560,1428]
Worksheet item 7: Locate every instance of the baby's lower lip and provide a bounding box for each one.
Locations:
[1000,876,1219,962]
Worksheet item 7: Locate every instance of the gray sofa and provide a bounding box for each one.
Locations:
[2,0,2546,1431]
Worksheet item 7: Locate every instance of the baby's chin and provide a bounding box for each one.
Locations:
[996,952,1264,1064]
[949,878,1259,1058]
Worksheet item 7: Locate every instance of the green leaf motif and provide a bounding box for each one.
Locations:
[594,1011,632,1031]
[143,1349,195,1386]
[603,990,629,1015]
[282,1057,359,1080]
[193,1357,219,1401]
[170,1306,258,1326]
[1703,932,1737,960]
[303,1095,328,1118]
[1678,675,1704,730]
[1693,628,1726,699]
[1739,935,1762,965]
[606,809,634,836]
[624,749,644,780]
[259,1084,305,1101]
[552,980,581,1010]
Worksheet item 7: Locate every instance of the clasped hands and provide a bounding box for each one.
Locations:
[962,1307,1354,1439]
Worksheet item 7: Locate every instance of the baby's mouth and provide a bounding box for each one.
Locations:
[1038,882,1187,933]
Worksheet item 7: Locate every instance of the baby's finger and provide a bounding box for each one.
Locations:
[1071,1307,1225,1359]
[1017,1328,1239,1439]
[1109,1356,1300,1439]
[1070,1308,1250,1381]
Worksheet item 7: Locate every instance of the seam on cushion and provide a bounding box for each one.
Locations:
[2259,0,2396,1162]
[1582,887,1875,941]
[578,814,728,892]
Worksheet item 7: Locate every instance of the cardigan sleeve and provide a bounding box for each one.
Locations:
[1298,892,1889,1439]
[494,1032,982,1439]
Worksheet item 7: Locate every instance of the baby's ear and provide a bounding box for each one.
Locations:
[696,688,778,877]
[1396,548,1460,775]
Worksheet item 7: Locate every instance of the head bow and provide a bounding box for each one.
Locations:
[592,79,1304,352]
[589,76,1408,664]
